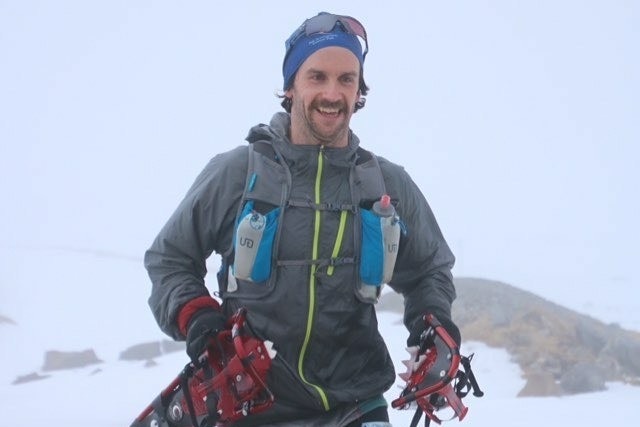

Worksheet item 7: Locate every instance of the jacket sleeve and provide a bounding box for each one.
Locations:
[380,159,457,339]
[144,146,248,340]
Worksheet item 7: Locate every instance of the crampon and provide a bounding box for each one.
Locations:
[391,314,484,427]
[131,308,276,427]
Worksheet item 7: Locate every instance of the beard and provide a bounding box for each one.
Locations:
[295,98,354,147]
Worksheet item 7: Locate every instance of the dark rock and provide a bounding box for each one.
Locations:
[160,339,185,354]
[575,319,608,353]
[119,340,185,361]
[601,332,640,377]
[12,372,50,384]
[0,314,16,325]
[560,362,606,394]
[42,349,103,371]
[120,342,162,361]
[518,371,562,397]
[144,359,158,368]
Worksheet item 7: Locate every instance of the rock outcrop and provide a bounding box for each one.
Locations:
[377,277,640,396]
[42,349,103,371]
[119,339,184,361]
[0,314,16,325]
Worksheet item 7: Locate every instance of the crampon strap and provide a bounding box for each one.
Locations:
[391,314,484,427]
[131,307,275,427]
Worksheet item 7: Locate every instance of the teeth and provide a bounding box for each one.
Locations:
[318,107,339,114]
[263,341,277,359]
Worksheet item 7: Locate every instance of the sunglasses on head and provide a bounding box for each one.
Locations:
[285,12,369,60]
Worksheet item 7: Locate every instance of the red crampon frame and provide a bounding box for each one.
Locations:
[131,308,275,427]
[392,314,484,426]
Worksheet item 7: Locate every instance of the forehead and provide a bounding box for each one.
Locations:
[298,46,361,74]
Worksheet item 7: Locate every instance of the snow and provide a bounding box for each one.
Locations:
[0,307,640,427]
[1,254,638,427]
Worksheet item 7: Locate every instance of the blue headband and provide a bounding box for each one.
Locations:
[282,30,364,90]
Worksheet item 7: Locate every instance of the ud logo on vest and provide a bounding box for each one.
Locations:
[239,212,266,249]
[233,210,268,281]
[239,237,255,248]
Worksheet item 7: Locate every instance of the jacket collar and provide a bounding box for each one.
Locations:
[246,112,361,169]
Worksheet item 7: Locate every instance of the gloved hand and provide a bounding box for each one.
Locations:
[185,309,227,363]
[407,314,461,348]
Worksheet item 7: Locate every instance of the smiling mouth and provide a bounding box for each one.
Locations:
[317,106,342,117]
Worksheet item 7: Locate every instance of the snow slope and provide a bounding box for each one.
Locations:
[1,251,638,426]
[2,316,639,426]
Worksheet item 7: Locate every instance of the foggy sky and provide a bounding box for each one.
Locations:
[1,0,638,328]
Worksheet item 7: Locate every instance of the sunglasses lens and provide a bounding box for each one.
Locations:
[285,13,369,58]
[337,16,367,40]
[304,14,366,40]
[304,13,341,35]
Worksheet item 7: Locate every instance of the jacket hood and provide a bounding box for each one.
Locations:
[245,112,362,169]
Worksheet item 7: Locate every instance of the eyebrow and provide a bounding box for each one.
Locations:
[305,68,359,78]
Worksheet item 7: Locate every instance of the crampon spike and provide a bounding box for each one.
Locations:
[392,314,484,427]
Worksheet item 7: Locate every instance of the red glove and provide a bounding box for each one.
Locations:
[177,296,225,362]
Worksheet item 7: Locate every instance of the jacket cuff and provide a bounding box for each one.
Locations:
[177,296,221,337]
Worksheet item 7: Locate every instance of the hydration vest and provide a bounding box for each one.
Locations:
[217,132,403,304]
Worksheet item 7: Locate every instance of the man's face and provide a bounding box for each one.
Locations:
[285,46,361,147]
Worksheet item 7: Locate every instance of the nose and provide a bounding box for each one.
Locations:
[320,79,342,102]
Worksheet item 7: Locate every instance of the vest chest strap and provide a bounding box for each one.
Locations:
[276,257,356,268]
[287,199,358,213]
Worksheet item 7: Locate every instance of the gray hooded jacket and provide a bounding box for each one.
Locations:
[144,112,456,425]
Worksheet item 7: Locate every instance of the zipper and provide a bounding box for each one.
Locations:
[327,209,347,276]
[297,147,331,411]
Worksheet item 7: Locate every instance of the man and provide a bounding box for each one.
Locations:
[145,12,459,427]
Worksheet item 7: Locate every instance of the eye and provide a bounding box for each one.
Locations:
[310,72,326,82]
[340,74,357,85]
